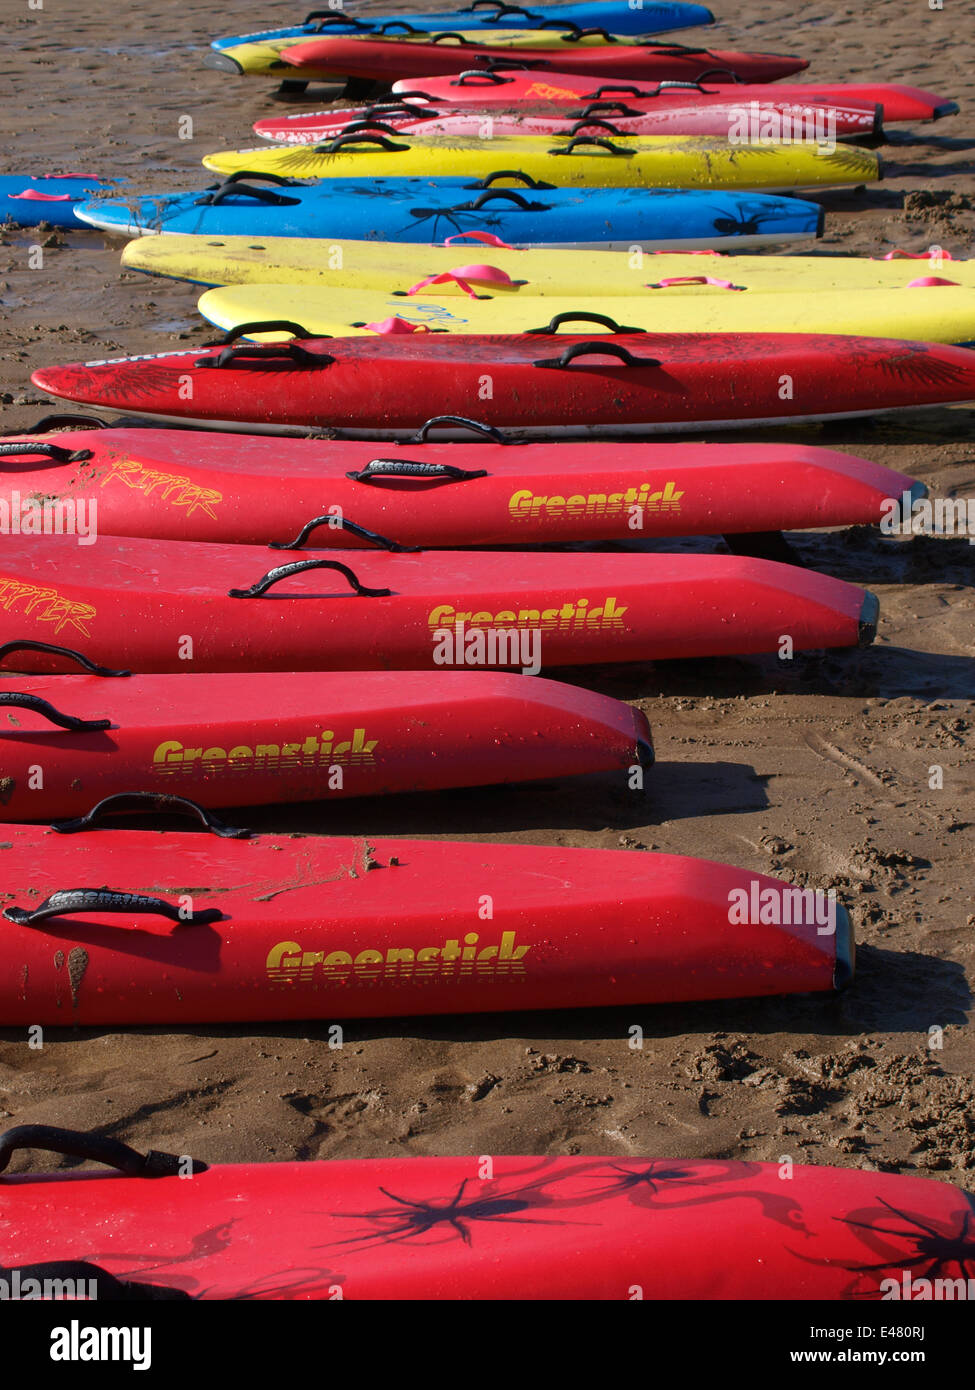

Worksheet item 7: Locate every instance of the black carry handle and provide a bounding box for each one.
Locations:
[547,135,633,156]
[270,516,419,553]
[475,170,554,188]
[313,132,410,153]
[209,170,299,187]
[303,11,371,28]
[658,79,714,91]
[0,1124,206,1178]
[375,20,423,33]
[0,640,130,677]
[208,320,316,345]
[51,792,251,839]
[361,101,432,120]
[228,558,392,599]
[197,338,332,370]
[562,117,627,136]
[348,458,489,483]
[0,441,93,464]
[450,70,514,86]
[484,57,547,70]
[429,32,479,45]
[409,415,509,442]
[466,1,531,12]
[528,310,644,334]
[588,84,647,97]
[1,413,110,436]
[210,320,312,343]
[536,18,585,32]
[337,119,407,136]
[462,189,547,210]
[4,888,223,928]
[533,341,662,369]
[692,67,743,82]
[195,174,303,207]
[0,1259,192,1302]
[570,101,643,118]
[554,25,619,42]
[0,692,111,733]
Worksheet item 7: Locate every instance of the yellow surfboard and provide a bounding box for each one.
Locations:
[202,135,880,192]
[218,27,635,77]
[122,236,974,296]
[198,281,975,346]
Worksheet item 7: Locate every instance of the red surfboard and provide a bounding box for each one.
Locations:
[280,36,809,84]
[0,824,852,1025]
[4,1127,971,1300]
[0,665,652,819]
[0,535,877,671]
[0,424,925,546]
[393,70,959,123]
[251,94,882,143]
[31,333,975,437]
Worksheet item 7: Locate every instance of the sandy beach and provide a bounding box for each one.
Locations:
[0,0,973,1195]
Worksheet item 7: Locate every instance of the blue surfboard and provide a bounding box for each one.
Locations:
[76,175,823,251]
[210,4,715,60]
[0,175,123,228]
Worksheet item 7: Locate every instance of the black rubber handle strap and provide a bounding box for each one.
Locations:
[387,88,444,100]
[558,25,618,42]
[195,177,302,207]
[0,441,93,464]
[429,32,479,45]
[338,119,406,136]
[409,415,509,442]
[4,889,223,928]
[270,516,418,552]
[51,792,250,839]
[0,640,130,677]
[463,190,546,210]
[303,11,371,28]
[347,458,489,482]
[1,413,109,436]
[228,558,392,599]
[218,170,300,187]
[361,101,431,119]
[562,118,626,136]
[484,57,545,70]
[196,341,332,370]
[533,341,663,369]
[0,1124,206,1178]
[450,70,513,85]
[570,101,642,117]
[376,20,423,33]
[692,67,742,82]
[467,1,528,11]
[659,80,711,91]
[0,692,111,732]
[548,136,633,156]
[210,321,316,346]
[0,1260,192,1301]
[588,84,645,97]
[476,170,554,189]
[527,310,644,334]
[313,133,410,152]
[537,18,584,32]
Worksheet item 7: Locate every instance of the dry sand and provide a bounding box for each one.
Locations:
[0,1,973,1191]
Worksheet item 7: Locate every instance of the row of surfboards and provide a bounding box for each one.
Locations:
[4,2,973,1303]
